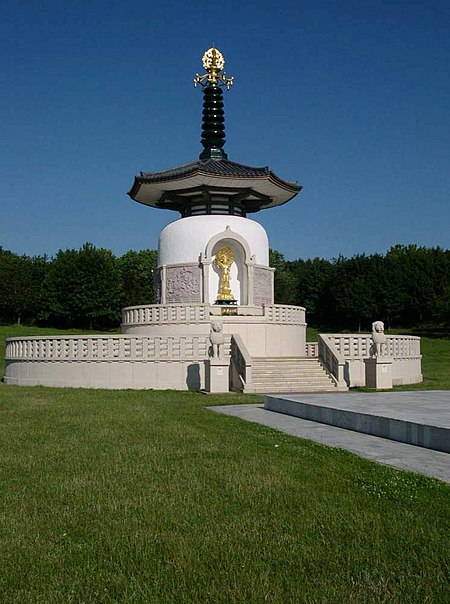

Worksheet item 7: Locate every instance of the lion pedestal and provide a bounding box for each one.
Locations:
[364,356,394,389]
[205,358,230,393]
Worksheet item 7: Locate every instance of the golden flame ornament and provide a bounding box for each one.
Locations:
[202,47,225,72]
[194,47,234,89]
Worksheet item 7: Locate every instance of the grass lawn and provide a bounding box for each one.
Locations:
[0,326,449,602]
[398,336,450,390]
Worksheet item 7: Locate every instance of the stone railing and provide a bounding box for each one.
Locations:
[318,333,422,387]
[263,304,306,324]
[385,335,421,358]
[317,335,347,388]
[230,334,252,392]
[324,333,421,359]
[5,334,232,390]
[122,304,208,326]
[5,334,232,362]
[121,303,306,328]
[305,342,318,357]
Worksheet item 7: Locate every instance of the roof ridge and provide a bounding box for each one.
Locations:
[137,158,300,192]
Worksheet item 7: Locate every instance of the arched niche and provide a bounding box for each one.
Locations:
[202,227,254,305]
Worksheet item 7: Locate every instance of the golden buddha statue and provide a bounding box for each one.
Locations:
[215,246,235,302]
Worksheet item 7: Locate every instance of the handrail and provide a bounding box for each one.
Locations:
[317,335,347,388]
[230,334,252,392]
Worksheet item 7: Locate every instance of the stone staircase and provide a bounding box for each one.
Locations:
[249,357,345,393]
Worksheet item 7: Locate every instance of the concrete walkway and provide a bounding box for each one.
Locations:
[209,391,450,483]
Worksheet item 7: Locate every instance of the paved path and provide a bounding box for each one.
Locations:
[209,393,450,483]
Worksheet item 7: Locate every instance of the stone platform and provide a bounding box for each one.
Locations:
[264,390,450,453]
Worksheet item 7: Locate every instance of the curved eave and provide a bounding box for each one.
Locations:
[128,171,302,212]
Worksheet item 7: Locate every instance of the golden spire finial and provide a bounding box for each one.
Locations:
[194,46,234,90]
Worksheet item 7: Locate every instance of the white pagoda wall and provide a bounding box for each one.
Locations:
[156,215,273,306]
[159,215,269,265]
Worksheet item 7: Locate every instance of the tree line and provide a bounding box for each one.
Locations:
[0,244,157,329]
[0,243,449,331]
[270,245,450,331]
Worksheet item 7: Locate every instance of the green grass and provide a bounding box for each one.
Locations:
[395,336,450,390]
[0,387,449,603]
[306,326,319,341]
[0,326,449,602]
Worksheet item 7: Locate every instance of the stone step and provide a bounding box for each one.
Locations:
[252,380,335,391]
[252,372,333,380]
[253,362,325,366]
[252,359,320,365]
[252,379,335,390]
[253,364,328,368]
[252,370,333,379]
[252,369,331,376]
[250,386,338,394]
[246,357,340,394]
[252,362,328,368]
[253,356,318,360]
[253,383,336,394]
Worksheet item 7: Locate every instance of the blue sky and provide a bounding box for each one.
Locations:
[1,0,449,261]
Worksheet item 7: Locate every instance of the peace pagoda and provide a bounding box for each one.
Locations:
[4,48,422,392]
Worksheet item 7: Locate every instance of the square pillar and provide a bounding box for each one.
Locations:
[364,357,394,389]
[205,358,230,393]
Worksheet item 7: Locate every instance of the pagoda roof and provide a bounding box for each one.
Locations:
[128,158,302,213]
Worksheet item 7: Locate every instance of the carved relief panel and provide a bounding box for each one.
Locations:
[165,265,202,303]
[253,267,273,306]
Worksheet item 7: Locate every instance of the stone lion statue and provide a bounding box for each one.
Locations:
[370,321,387,357]
[209,321,224,358]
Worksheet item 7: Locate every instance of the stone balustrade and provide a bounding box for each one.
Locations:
[325,333,421,359]
[5,334,232,390]
[121,303,306,328]
[121,303,306,357]
[317,333,422,387]
[122,304,208,327]
[6,334,231,363]
[305,342,318,358]
[263,304,306,324]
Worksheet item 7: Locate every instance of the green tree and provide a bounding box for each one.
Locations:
[0,248,48,325]
[295,258,333,325]
[384,245,449,327]
[118,249,157,307]
[41,243,121,329]
[269,249,298,304]
[436,284,450,328]
[323,254,376,331]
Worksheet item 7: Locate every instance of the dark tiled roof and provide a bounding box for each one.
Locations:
[139,158,300,190]
[140,159,268,180]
